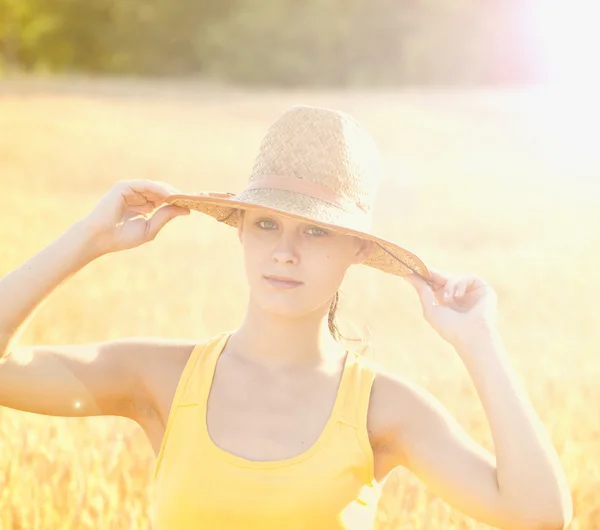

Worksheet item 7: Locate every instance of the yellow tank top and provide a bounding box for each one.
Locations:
[152,331,382,529]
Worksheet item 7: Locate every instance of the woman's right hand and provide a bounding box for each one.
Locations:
[81,179,190,256]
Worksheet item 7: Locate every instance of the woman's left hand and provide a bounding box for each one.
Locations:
[403,269,499,350]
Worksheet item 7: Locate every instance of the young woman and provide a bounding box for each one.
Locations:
[0,105,571,529]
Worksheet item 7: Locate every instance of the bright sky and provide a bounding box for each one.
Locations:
[527,0,600,85]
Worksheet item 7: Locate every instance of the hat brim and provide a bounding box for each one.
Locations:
[166,191,434,284]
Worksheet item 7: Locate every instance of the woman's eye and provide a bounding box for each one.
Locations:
[307,226,328,237]
[256,219,277,230]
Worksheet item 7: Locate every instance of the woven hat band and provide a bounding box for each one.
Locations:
[244,175,368,215]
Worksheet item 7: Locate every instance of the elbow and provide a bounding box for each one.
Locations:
[533,495,573,530]
[517,508,573,530]
[506,481,574,530]
[505,500,573,530]
[538,509,573,530]
[504,516,571,530]
[530,520,571,530]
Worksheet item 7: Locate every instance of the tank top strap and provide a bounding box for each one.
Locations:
[337,351,379,429]
[175,331,232,405]
[154,331,232,481]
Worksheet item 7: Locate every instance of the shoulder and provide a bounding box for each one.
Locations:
[111,337,198,418]
[118,333,234,429]
[118,335,226,424]
[129,337,198,382]
[126,332,227,378]
[367,367,446,461]
[115,336,197,378]
[132,332,228,393]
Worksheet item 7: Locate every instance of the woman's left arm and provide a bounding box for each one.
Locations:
[383,270,573,530]
[458,329,572,527]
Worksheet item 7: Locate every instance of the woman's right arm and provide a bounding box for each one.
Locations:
[0,179,190,421]
[0,221,100,357]
[0,337,196,420]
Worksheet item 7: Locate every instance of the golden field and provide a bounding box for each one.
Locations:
[0,77,599,529]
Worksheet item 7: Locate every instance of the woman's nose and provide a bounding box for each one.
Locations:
[271,233,300,264]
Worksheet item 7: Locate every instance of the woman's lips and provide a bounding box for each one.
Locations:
[263,276,303,289]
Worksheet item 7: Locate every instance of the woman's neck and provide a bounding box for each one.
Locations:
[226,305,346,370]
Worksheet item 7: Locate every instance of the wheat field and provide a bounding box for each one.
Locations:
[0,78,599,529]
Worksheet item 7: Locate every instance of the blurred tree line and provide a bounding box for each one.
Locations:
[0,0,536,86]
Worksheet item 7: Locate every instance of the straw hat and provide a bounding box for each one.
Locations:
[166,104,433,284]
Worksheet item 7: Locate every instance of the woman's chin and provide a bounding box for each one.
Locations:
[251,292,311,319]
[259,301,308,319]
[250,285,332,319]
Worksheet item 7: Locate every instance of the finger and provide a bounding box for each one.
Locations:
[121,210,143,222]
[427,268,451,289]
[404,273,429,297]
[454,280,468,298]
[454,276,477,298]
[404,273,436,316]
[120,180,182,204]
[116,184,156,207]
[128,203,156,215]
[151,180,183,194]
[443,278,458,298]
[120,178,181,193]
[145,204,190,240]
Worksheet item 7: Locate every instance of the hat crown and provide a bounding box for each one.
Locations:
[248,105,382,217]
[165,104,431,279]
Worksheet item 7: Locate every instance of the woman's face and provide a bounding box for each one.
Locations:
[238,209,373,318]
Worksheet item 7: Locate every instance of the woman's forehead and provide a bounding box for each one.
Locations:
[242,209,368,244]
[243,209,312,225]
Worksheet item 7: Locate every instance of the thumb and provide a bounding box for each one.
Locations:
[146,205,189,240]
[404,273,436,316]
